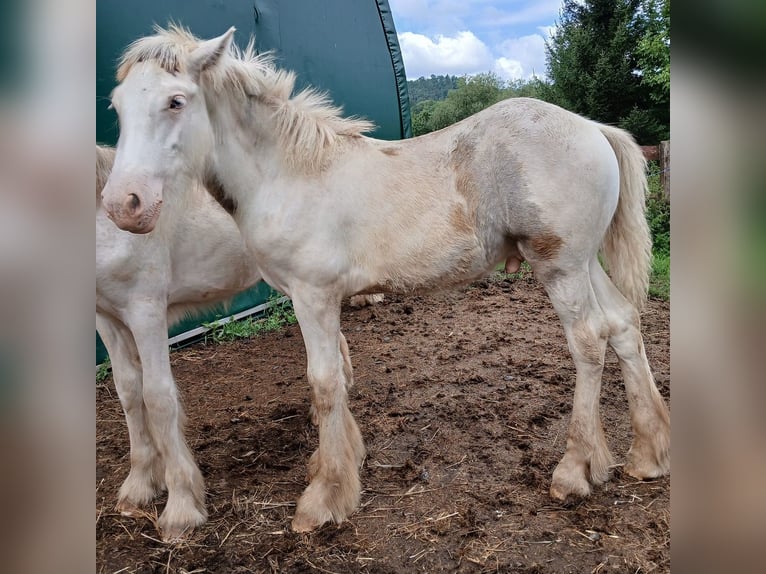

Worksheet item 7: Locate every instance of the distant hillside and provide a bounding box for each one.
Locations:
[407,74,459,106]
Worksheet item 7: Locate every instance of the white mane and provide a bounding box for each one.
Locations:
[117,25,376,173]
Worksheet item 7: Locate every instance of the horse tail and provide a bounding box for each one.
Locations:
[598,124,652,311]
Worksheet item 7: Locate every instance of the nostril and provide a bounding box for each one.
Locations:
[126,193,141,214]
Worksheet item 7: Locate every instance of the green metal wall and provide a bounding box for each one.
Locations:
[97,0,411,363]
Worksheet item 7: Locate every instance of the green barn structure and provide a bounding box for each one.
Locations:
[97,0,411,362]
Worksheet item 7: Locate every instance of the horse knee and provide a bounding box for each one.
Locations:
[115,381,143,414]
[308,365,345,416]
[570,316,609,366]
[143,387,177,416]
[607,316,644,361]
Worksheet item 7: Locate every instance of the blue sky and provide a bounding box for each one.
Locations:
[388,0,563,81]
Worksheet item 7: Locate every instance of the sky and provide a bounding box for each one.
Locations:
[388,0,564,82]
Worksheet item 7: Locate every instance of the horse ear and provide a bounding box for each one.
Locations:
[188,27,236,80]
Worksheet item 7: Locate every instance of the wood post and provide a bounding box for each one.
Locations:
[659,140,670,197]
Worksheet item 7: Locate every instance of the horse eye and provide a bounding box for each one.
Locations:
[169,95,187,110]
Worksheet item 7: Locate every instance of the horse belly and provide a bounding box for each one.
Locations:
[360,227,492,294]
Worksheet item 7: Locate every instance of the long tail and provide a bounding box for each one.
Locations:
[598,124,653,311]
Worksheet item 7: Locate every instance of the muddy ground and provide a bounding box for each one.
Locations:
[96,271,670,573]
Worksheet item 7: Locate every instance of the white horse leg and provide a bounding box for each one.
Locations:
[309,332,354,426]
[290,290,365,532]
[539,265,614,500]
[125,304,206,540]
[97,313,165,512]
[339,331,354,389]
[589,259,670,479]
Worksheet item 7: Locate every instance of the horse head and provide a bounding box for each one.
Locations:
[101,27,235,233]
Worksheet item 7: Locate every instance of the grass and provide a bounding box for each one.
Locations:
[646,163,670,301]
[495,260,532,282]
[96,357,111,383]
[203,293,297,344]
[649,250,670,300]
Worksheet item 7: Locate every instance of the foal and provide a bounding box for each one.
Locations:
[101,26,670,535]
[97,144,261,538]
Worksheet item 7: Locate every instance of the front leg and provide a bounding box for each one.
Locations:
[125,303,207,541]
[97,313,165,512]
[290,289,365,532]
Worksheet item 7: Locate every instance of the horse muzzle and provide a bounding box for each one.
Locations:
[101,176,163,234]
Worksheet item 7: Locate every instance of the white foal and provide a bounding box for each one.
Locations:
[97,145,261,540]
[100,27,670,533]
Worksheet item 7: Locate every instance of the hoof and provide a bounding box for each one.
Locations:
[624,456,670,480]
[291,489,335,533]
[550,480,590,502]
[115,499,143,517]
[625,435,670,480]
[291,510,326,533]
[160,525,191,543]
[290,473,359,533]
[550,463,591,501]
[158,503,207,543]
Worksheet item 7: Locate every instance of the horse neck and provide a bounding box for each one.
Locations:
[208,98,282,204]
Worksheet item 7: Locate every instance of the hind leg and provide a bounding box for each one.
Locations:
[590,260,670,479]
[537,264,614,500]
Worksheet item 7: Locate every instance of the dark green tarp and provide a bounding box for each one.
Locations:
[97,0,411,363]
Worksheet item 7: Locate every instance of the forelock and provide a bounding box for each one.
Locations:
[116,24,200,82]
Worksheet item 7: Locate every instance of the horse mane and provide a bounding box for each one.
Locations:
[96,144,116,202]
[117,25,376,173]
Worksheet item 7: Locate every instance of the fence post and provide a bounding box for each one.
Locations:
[659,140,670,197]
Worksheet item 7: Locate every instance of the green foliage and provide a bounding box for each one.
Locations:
[545,0,669,144]
[649,251,670,300]
[410,73,552,136]
[637,0,670,104]
[203,294,297,344]
[410,99,438,135]
[646,163,669,256]
[495,261,532,282]
[96,357,111,383]
[407,74,459,107]
[645,163,669,299]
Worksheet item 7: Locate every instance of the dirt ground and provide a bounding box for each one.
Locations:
[96,271,670,573]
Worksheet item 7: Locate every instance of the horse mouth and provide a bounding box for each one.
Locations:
[105,200,162,234]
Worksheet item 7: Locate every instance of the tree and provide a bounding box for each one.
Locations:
[410,73,505,135]
[636,0,669,131]
[545,0,669,144]
[407,74,459,107]
[447,73,504,120]
[409,73,556,136]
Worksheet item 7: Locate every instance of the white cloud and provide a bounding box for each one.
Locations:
[399,31,494,78]
[537,25,557,41]
[493,33,548,80]
[494,57,524,80]
[393,3,558,81]
[399,29,549,82]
